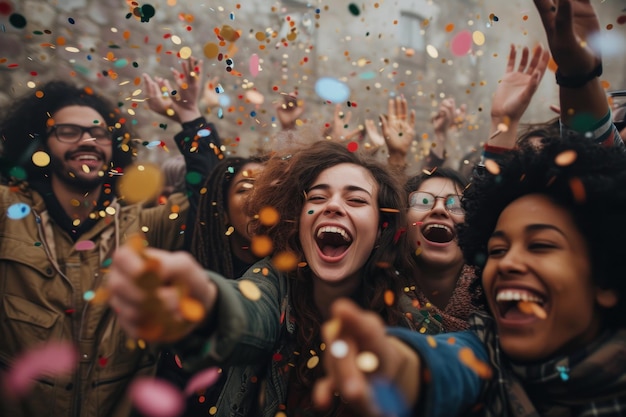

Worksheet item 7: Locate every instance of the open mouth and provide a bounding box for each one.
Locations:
[421,223,455,243]
[495,289,547,320]
[315,226,353,258]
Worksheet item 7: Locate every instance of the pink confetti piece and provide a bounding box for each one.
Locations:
[75,240,96,251]
[184,367,220,396]
[4,341,78,397]
[249,53,259,77]
[129,377,185,417]
[451,30,472,57]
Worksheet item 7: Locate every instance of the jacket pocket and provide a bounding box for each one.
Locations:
[0,235,56,279]
[1,294,61,356]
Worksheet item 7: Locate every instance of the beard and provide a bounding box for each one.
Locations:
[49,149,109,193]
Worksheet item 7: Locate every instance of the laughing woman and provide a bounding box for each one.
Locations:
[313,136,626,417]
[107,140,441,417]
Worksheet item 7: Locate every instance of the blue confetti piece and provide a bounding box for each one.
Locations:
[230,12,235,20]
[197,128,212,137]
[217,107,224,119]
[215,84,224,94]
[7,203,31,220]
[315,77,350,103]
[68,17,75,24]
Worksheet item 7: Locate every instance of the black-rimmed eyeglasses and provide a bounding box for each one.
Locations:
[408,191,464,215]
[48,124,112,144]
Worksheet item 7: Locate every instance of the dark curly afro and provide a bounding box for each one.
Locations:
[458,136,626,328]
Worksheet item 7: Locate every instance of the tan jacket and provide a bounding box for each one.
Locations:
[0,184,188,417]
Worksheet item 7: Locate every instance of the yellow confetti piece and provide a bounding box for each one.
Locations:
[427,335,437,348]
[239,280,262,301]
[31,151,50,167]
[324,318,342,341]
[306,355,320,369]
[117,163,164,204]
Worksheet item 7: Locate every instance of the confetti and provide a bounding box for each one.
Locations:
[272,251,298,272]
[184,367,220,396]
[355,351,379,373]
[315,77,350,103]
[251,235,273,257]
[129,377,185,417]
[555,149,577,166]
[239,279,262,301]
[179,296,205,323]
[329,339,349,358]
[258,206,280,226]
[32,151,50,167]
[450,30,472,56]
[4,340,78,397]
[483,159,501,175]
[458,347,493,379]
[117,163,164,204]
[518,300,547,319]
[7,203,31,220]
[75,240,96,251]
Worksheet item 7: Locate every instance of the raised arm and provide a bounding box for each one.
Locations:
[487,44,550,150]
[144,57,223,249]
[533,0,621,147]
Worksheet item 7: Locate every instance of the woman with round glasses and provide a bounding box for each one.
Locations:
[404,168,484,332]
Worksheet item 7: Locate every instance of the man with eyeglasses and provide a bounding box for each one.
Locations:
[0,57,221,417]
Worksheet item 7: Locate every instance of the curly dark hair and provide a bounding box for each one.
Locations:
[458,136,626,329]
[191,155,267,278]
[0,80,135,183]
[245,140,416,408]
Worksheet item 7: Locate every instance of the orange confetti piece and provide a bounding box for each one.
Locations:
[518,300,547,319]
[258,206,280,226]
[179,296,205,323]
[459,347,493,379]
[251,235,273,257]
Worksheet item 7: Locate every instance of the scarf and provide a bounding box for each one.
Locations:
[469,312,626,417]
[413,264,484,332]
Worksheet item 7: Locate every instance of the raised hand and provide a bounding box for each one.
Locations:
[432,98,466,136]
[275,93,305,130]
[488,44,550,148]
[143,56,203,124]
[379,96,416,159]
[325,104,364,141]
[533,0,600,75]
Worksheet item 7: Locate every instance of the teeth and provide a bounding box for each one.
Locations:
[424,224,451,233]
[496,290,544,304]
[75,155,98,161]
[317,226,351,242]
